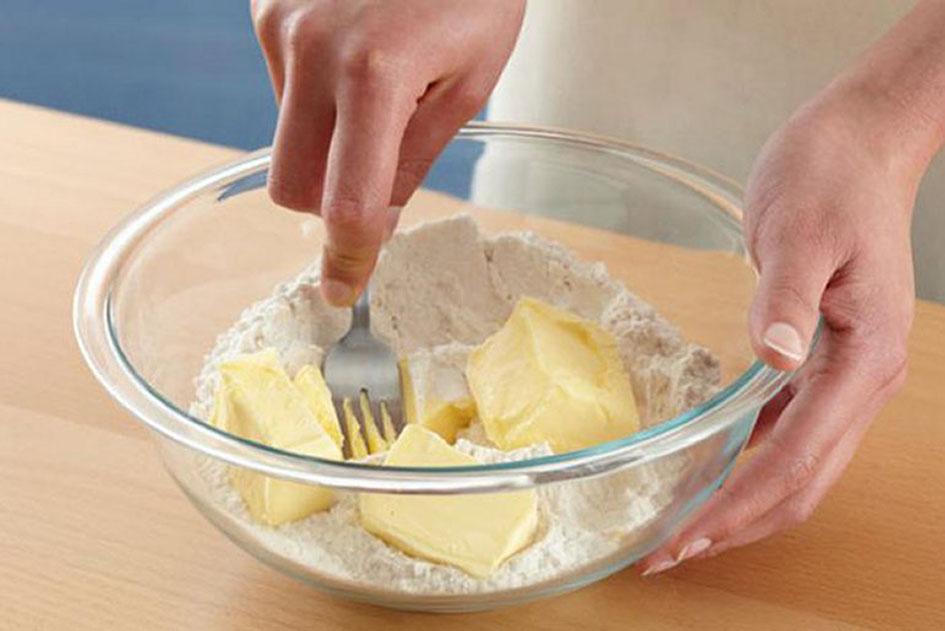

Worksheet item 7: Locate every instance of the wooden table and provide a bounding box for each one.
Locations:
[2,99,944,630]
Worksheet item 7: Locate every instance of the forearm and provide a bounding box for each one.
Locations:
[817,0,945,181]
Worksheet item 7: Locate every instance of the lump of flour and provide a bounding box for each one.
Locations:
[370,215,511,354]
[371,215,718,423]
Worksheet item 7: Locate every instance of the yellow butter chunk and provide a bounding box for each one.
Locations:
[294,364,344,449]
[400,343,476,442]
[211,349,342,526]
[359,425,538,578]
[380,403,397,444]
[467,297,640,453]
[359,391,389,454]
[342,398,369,459]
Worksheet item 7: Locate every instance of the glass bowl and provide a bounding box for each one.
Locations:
[74,123,789,612]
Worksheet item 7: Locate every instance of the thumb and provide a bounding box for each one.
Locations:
[749,241,831,371]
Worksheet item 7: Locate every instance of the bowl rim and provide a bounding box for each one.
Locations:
[73,122,791,494]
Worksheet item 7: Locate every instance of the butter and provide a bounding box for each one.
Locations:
[359,391,389,454]
[342,398,370,459]
[380,404,397,444]
[359,425,538,578]
[466,297,640,453]
[400,343,476,442]
[294,364,344,449]
[211,349,342,525]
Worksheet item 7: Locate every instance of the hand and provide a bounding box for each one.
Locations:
[252,0,525,305]
[641,87,921,574]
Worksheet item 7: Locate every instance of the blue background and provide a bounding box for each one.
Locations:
[1,1,277,149]
[0,0,479,197]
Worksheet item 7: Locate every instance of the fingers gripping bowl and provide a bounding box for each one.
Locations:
[74,124,789,612]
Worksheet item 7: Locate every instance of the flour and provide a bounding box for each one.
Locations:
[189,214,720,595]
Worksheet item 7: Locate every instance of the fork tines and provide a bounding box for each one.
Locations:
[337,391,397,459]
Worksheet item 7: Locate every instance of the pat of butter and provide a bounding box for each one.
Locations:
[211,349,342,525]
[467,297,640,453]
[359,425,538,578]
[357,391,389,454]
[294,364,344,449]
[399,343,476,442]
[342,398,370,459]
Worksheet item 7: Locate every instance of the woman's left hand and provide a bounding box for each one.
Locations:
[640,83,920,574]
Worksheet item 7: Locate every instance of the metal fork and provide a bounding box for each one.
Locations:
[323,285,403,457]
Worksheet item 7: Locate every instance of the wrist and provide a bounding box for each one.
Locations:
[845,74,941,171]
[805,78,940,191]
[808,0,945,188]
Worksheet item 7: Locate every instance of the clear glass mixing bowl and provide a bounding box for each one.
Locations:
[74,124,789,612]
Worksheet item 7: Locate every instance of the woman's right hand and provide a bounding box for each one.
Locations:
[252,0,525,306]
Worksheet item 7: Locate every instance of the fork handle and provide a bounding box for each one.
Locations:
[351,285,371,330]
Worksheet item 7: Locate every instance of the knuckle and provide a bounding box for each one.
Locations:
[824,290,912,395]
[251,0,281,43]
[337,41,402,90]
[819,280,867,333]
[324,197,376,237]
[326,244,372,273]
[450,81,491,116]
[784,496,818,527]
[770,276,820,315]
[324,198,383,275]
[267,177,316,212]
[785,453,818,494]
[283,8,326,58]
[770,440,819,496]
[394,158,434,195]
[822,266,912,332]
[749,200,848,277]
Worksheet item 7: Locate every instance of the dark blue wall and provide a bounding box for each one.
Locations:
[0,1,481,198]
[1,1,277,149]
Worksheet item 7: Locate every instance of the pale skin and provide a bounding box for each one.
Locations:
[252,0,945,573]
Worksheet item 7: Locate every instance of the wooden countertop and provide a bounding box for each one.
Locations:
[2,99,944,630]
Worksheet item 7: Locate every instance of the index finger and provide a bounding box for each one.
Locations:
[319,77,416,306]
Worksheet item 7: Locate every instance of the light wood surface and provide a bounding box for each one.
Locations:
[2,99,944,630]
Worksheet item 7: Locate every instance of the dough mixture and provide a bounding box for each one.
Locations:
[188,215,720,595]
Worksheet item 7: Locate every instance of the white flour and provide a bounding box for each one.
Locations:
[189,215,719,595]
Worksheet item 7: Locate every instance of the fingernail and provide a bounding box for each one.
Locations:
[762,322,805,362]
[677,537,712,562]
[641,559,678,577]
[321,279,356,307]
